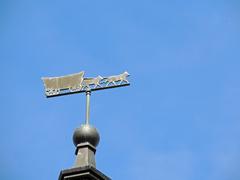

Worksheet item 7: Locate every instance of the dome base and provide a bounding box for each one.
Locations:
[74,142,96,168]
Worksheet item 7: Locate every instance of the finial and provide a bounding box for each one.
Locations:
[73,124,100,148]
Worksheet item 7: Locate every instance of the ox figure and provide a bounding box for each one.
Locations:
[82,76,104,89]
[104,71,130,86]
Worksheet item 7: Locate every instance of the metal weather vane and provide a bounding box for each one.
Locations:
[42,71,130,124]
[42,71,130,97]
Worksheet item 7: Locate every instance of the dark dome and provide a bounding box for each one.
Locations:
[73,124,100,147]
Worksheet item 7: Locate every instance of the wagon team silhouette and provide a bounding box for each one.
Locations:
[42,71,130,96]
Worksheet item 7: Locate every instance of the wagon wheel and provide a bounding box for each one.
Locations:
[69,87,75,92]
[48,89,55,95]
[76,85,82,91]
[70,86,79,92]
[51,89,58,95]
[46,89,51,96]
[55,89,60,94]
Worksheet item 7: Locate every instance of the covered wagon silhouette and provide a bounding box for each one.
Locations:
[42,71,85,95]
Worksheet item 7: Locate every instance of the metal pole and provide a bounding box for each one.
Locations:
[85,91,91,125]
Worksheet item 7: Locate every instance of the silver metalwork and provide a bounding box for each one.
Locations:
[104,71,130,86]
[82,76,103,89]
[85,91,91,125]
[42,71,84,96]
[42,71,130,97]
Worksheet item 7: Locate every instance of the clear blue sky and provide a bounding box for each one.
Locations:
[1,0,240,180]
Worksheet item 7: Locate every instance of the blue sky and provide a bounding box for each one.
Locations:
[1,0,240,179]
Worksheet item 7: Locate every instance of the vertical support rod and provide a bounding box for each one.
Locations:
[85,91,91,125]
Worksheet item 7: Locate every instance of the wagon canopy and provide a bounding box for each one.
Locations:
[42,71,85,94]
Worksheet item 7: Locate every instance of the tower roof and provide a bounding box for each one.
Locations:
[59,166,111,180]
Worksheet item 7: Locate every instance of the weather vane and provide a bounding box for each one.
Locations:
[42,71,130,124]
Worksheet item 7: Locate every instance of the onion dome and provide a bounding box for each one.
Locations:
[73,124,100,147]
